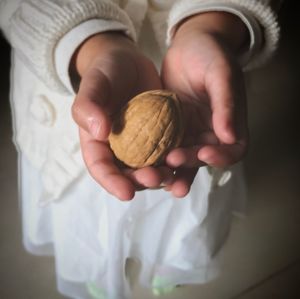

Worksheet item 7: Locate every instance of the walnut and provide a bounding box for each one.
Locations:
[109,90,184,168]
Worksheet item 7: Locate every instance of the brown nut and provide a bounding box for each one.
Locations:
[109,90,184,168]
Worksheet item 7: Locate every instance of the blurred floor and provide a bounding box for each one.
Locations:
[0,1,300,299]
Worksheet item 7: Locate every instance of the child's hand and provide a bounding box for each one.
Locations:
[71,32,174,200]
[161,12,249,197]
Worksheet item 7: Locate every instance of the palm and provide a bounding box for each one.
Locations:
[93,50,161,115]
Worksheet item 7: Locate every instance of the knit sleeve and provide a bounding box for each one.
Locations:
[0,0,137,94]
[167,0,281,70]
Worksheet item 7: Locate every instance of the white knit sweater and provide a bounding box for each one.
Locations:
[0,0,281,202]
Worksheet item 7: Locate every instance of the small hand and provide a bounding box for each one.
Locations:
[161,13,249,197]
[71,33,174,200]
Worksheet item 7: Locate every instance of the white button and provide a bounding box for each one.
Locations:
[29,95,56,127]
[218,170,232,186]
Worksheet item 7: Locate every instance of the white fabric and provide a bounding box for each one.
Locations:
[21,154,247,299]
[11,54,85,204]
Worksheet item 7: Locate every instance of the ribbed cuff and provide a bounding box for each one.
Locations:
[10,0,137,94]
[167,0,280,69]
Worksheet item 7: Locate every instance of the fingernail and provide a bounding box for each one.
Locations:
[89,119,101,139]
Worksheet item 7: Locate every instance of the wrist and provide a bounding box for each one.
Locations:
[172,12,249,55]
[73,31,135,76]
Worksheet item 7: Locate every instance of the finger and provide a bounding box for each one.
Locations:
[124,166,175,189]
[206,60,245,144]
[166,129,220,168]
[79,129,135,201]
[165,168,198,198]
[166,146,206,168]
[72,68,112,140]
[197,142,247,168]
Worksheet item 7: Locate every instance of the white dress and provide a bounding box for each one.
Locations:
[20,153,246,299]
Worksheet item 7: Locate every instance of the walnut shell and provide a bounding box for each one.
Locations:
[109,90,184,168]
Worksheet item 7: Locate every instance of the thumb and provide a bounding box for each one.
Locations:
[72,68,111,140]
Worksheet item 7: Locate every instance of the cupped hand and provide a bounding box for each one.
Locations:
[71,33,174,200]
[161,13,249,197]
